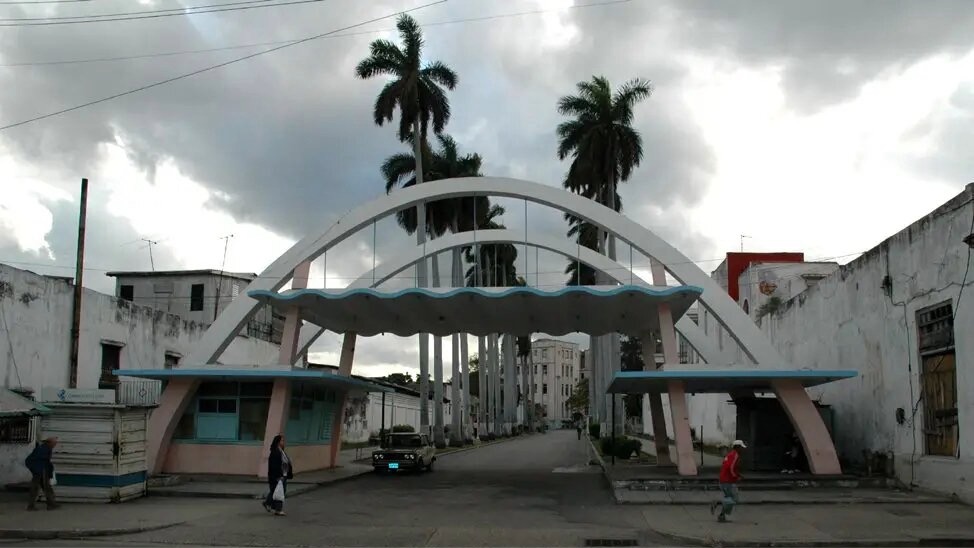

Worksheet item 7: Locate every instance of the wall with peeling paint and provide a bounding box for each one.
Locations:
[0,263,281,484]
[689,184,974,501]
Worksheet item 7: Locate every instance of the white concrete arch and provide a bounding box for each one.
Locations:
[185,177,784,367]
[292,229,735,366]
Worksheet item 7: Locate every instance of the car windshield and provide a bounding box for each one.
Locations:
[386,434,423,448]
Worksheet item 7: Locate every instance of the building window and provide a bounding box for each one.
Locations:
[175,381,283,443]
[232,283,240,298]
[164,352,180,369]
[543,365,548,376]
[120,285,134,301]
[190,284,205,312]
[542,349,548,359]
[0,417,32,444]
[99,342,122,389]
[917,301,957,457]
[543,384,548,395]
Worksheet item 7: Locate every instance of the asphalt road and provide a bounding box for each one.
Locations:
[8,430,671,547]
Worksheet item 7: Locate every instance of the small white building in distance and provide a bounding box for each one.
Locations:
[527,338,581,427]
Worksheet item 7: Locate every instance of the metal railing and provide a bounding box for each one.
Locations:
[117,379,162,406]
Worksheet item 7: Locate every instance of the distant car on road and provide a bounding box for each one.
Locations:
[372,432,436,473]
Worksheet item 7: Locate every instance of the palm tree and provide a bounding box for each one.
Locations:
[462,204,519,288]
[357,17,457,439]
[557,75,650,438]
[557,75,650,260]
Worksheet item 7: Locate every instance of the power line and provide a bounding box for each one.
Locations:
[0,0,93,4]
[1,0,280,21]
[0,0,629,67]
[0,0,446,130]
[0,0,329,26]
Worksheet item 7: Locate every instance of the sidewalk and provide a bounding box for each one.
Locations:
[151,463,373,499]
[641,502,974,546]
[617,486,951,505]
[0,491,251,540]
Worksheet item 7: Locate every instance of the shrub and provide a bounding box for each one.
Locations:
[589,423,601,439]
[391,424,415,433]
[601,437,641,459]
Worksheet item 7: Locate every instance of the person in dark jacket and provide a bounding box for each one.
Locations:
[262,434,293,516]
[25,437,59,511]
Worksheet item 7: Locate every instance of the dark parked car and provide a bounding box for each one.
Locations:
[372,433,436,473]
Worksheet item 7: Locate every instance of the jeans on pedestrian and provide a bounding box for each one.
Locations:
[27,472,57,509]
[719,483,738,516]
[265,478,286,512]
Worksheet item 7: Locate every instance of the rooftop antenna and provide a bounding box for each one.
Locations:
[141,238,159,271]
[740,234,751,252]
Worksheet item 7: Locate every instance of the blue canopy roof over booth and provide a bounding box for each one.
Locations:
[248,285,703,337]
[607,369,857,394]
[114,366,394,393]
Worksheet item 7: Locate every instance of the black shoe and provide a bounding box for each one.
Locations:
[261,501,272,513]
[717,513,727,523]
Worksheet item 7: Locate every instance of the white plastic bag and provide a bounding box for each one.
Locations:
[271,480,285,502]
[49,472,57,487]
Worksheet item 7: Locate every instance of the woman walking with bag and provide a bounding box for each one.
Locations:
[262,434,293,516]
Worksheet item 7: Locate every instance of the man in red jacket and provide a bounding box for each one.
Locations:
[711,440,746,522]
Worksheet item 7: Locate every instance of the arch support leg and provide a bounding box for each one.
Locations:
[148,379,199,475]
[668,380,698,476]
[329,333,358,467]
[772,379,842,475]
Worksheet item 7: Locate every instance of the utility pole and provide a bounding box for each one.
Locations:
[141,238,158,271]
[69,178,88,389]
[213,234,233,322]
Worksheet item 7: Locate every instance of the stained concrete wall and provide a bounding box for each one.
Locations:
[0,262,280,484]
[688,184,974,501]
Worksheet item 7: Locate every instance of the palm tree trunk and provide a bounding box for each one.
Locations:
[503,333,516,435]
[520,350,529,429]
[491,333,502,438]
[527,346,536,430]
[477,336,486,440]
[449,246,462,446]
[431,252,446,449]
[460,333,471,442]
[606,173,623,437]
[413,115,431,437]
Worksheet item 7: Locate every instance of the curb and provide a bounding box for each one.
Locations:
[433,433,526,459]
[0,521,181,540]
[648,528,974,548]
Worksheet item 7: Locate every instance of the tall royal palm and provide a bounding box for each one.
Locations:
[557,75,650,438]
[383,135,483,446]
[557,75,650,260]
[357,13,457,438]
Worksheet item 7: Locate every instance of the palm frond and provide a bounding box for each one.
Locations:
[422,61,458,90]
[397,14,424,67]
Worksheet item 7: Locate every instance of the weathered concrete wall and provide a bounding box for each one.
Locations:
[0,263,280,484]
[690,184,974,500]
[0,263,280,393]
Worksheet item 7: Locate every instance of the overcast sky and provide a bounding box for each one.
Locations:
[1,0,972,378]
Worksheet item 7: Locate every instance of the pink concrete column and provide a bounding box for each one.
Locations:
[667,380,698,476]
[640,333,672,465]
[147,378,200,475]
[258,379,292,478]
[772,379,842,475]
[278,261,311,365]
[328,333,357,467]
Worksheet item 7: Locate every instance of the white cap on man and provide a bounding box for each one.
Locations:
[732,440,747,449]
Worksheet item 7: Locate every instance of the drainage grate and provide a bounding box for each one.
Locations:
[584,539,638,547]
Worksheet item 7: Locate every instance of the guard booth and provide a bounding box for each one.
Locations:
[40,388,152,503]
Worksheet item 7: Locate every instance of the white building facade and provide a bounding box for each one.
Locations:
[527,338,580,427]
[687,184,974,501]
[0,263,281,485]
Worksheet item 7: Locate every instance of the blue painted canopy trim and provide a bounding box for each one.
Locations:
[248,284,704,302]
[608,369,857,394]
[114,368,393,393]
[57,470,146,488]
[247,284,704,337]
